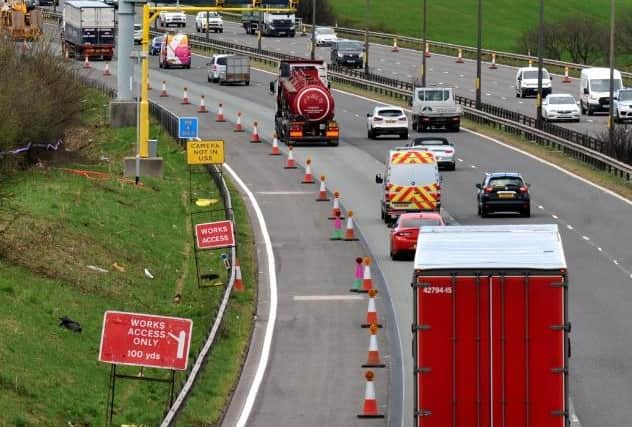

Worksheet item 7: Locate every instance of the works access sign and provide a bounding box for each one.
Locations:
[98,311,193,370]
[195,220,235,250]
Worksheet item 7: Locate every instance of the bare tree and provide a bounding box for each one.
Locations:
[561,15,607,64]
[600,126,632,165]
[517,24,565,60]
[295,0,335,26]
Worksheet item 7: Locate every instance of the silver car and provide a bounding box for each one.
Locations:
[542,94,580,123]
[614,88,632,123]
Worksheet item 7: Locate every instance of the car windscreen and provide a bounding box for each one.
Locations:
[549,96,575,105]
[590,78,623,91]
[400,218,442,228]
[389,164,436,186]
[337,41,362,51]
[317,28,334,34]
[413,138,448,146]
[377,109,404,117]
[618,91,632,101]
[418,89,450,102]
[522,70,550,79]
[488,177,523,188]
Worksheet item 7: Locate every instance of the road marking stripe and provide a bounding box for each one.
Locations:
[256,191,313,195]
[293,295,364,301]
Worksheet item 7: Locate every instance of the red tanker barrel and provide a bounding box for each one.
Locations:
[282,68,335,122]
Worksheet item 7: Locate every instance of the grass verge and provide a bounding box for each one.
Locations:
[0,89,256,426]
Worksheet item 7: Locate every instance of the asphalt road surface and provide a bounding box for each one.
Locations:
[52,21,632,425]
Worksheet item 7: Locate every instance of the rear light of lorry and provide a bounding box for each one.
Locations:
[289,124,303,138]
[326,121,339,138]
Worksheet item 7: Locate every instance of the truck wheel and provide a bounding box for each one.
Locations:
[245,81,250,86]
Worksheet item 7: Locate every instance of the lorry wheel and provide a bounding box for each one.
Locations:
[245,81,250,86]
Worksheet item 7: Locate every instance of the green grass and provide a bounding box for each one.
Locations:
[0,91,256,426]
[330,0,617,53]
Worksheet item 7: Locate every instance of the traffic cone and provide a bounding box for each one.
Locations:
[330,211,343,240]
[284,146,297,169]
[360,257,373,293]
[391,37,399,52]
[362,324,386,368]
[563,66,572,83]
[301,157,314,183]
[343,210,359,241]
[234,112,244,132]
[456,48,464,63]
[357,371,384,418]
[198,95,209,113]
[234,259,244,292]
[181,87,190,105]
[424,42,431,58]
[216,103,226,122]
[528,59,533,67]
[103,62,112,76]
[250,121,261,143]
[147,81,152,91]
[362,289,382,328]
[270,133,281,155]
[83,55,91,69]
[350,257,363,292]
[489,53,498,69]
[160,80,168,97]
[316,175,330,201]
[328,191,344,219]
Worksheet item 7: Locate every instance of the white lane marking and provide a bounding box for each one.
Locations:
[501,97,507,100]
[293,295,364,301]
[486,93,491,96]
[598,247,603,251]
[457,158,464,162]
[395,61,401,65]
[552,214,559,219]
[257,191,313,195]
[538,205,544,209]
[582,235,590,241]
[443,71,449,74]
[567,224,574,230]
[226,163,278,427]
[613,259,619,265]
[471,165,477,168]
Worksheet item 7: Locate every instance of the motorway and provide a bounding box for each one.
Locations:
[170,16,613,137]
[44,12,632,426]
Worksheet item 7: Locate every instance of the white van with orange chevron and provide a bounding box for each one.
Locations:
[375,147,441,224]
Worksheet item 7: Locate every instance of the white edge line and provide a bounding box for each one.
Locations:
[224,163,278,427]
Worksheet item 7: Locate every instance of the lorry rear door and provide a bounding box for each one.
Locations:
[414,273,567,427]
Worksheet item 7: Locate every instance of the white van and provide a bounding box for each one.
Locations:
[515,67,552,98]
[375,147,441,223]
[579,67,623,115]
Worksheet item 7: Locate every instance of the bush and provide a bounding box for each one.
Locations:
[600,126,632,165]
[295,0,335,26]
[0,36,87,172]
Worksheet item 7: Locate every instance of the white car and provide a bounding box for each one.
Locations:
[133,24,141,45]
[408,137,456,170]
[515,67,552,98]
[314,26,337,46]
[613,88,632,123]
[195,11,223,33]
[542,94,580,122]
[367,106,408,139]
[160,11,186,28]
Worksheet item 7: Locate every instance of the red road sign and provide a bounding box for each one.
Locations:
[99,311,193,370]
[195,219,235,250]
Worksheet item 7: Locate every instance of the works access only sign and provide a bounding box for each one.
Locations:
[98,311,193,370]
[195,220,235,250]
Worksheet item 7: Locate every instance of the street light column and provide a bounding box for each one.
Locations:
[475,0,482,109]
[536,0,544,128]
[421,0,427,86]
[364,0,369,74]
[608,0,616,144]
[310,0,316,60]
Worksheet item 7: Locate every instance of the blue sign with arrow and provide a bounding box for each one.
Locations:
[178,117,198,139]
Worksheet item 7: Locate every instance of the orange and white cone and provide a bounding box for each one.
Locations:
[528,58,533,67]
[563,66,572,83]
[181,87,190,105]
[456,48,464,63]
[83,55,91,69]
[360,257,373,293]
[160,80,168,97]
[234,112,244,132]
[424,42,431,58]
[316,175,330,201]
[362,289,382,328]
[391,37,399,52]
[284,146,297,169]
[234,259,244,292]
[147,80,152,91]
[216,103,226,122]
[301,157,314,183]
[198,95,209,113]
[343,210,359,241]
[489,53,498,69]
[328,191,344,219]
[250,121,261,143]
[270,133,281,155]
[362,324,386,368]
[357,371,384,419]
[103,62,112,76]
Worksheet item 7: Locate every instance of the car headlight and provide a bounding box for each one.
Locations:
[590,94,598,100]
[337,52,343,57]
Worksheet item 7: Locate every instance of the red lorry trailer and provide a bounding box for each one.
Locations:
[271,60,340,146]
[412,224,570,427]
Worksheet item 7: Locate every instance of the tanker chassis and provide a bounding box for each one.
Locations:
[270,60,339,146]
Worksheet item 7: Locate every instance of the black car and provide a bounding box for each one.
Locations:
[330,39,364,68]
[476,172,530,217]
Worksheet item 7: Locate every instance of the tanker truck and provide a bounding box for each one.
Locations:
[270,60,339,146]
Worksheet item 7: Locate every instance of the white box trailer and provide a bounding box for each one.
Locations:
[62,1,115,60]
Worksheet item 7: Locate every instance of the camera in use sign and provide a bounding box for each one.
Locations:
[98,311,193,370]
[195,220,235,250]
[186,140,224,165]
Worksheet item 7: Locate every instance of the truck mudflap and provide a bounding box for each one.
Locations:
[413,273,568,427]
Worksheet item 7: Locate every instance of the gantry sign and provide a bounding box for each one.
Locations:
[138,0,297,157]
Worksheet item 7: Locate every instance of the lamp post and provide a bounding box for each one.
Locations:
[608,0,616,144]
[475,0,482,109]
[364,0,369,74]
[421,0,427,86]
[310,0,316,60]
[536,0,544,128]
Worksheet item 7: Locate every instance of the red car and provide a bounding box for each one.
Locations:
[389,212,445,260]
